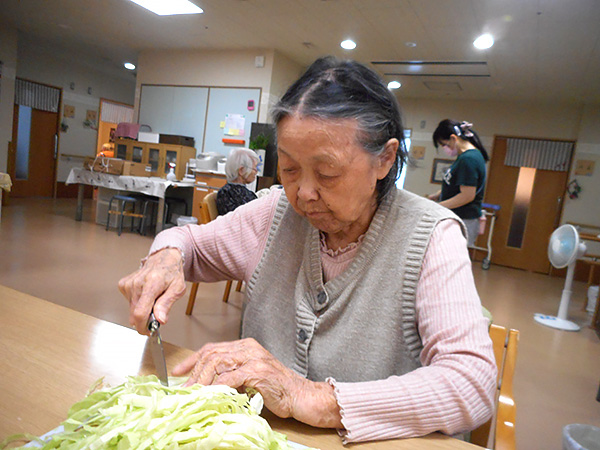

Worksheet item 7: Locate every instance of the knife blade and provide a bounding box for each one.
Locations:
[147,313,169,387]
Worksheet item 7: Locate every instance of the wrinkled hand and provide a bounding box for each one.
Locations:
[118,248,186,334]
[172,338,342,428]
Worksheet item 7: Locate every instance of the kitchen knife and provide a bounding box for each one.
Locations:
[147,313,169,387]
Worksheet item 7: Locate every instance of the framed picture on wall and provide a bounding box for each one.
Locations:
[431,158,453,184]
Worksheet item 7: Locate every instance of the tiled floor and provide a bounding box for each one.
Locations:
[1,197,599,449]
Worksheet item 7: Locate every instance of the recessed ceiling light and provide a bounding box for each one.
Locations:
[340,39,357,50]
[473,34,494,50]
[128,0,203,16]
[124,62,136,70]
[405,42,417,47]
[388,81,401,90]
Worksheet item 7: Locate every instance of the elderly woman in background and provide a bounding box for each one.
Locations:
[216,148,259,216]
[119,56,496,443]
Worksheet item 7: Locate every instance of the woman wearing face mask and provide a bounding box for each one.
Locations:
[427,119,488,247]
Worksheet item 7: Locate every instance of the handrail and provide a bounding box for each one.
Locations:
[60,154,92,160]
[567,221,600,231]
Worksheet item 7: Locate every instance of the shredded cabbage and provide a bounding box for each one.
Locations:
[1,375,315,450]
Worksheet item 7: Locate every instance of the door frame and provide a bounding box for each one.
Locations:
[474,134,576,273]
[9,77,63,198]
[494,133,576,228]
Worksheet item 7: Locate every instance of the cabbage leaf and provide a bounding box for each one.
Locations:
[1,376,315,450]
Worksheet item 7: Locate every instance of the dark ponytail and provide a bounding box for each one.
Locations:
[432,119,489,162]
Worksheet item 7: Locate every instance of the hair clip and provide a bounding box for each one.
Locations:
[460,121,474,137]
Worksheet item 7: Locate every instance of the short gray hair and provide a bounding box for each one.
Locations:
[271,56,407,202]
[225,148,259,182]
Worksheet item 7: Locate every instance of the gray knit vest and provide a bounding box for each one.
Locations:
[242,188,462,382]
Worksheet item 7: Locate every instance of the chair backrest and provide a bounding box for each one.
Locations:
[202,192,219,222]
[470,324,519,450]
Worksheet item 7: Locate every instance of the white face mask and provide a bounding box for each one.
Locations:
[442,144,458,157]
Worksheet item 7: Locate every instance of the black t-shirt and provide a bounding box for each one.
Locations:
[440,149,486,219]
[216,183,258,216]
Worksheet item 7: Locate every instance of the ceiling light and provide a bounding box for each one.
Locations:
[128,0,203,16]
[473,34,494,50]
[405,42,417,48]
[124,62,136,70]
[388,81,401,90]
[340,39,357,50]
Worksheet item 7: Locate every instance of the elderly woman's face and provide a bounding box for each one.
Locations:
[240,161,258,184]
[277,116,395,238]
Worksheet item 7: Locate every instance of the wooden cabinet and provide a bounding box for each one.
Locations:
[113,139,196,180]
[145,142,162,177]
[192,172,227,223]
[114,139,144,162]
[114,139,128,160]
[162,144,196,180]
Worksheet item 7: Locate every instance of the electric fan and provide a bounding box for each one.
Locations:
[534,224,587,331]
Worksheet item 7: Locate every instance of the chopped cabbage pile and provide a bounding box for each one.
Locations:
[1,375,313,450]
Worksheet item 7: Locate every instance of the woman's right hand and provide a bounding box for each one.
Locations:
[427,190,441,201]
[118,248,187,334]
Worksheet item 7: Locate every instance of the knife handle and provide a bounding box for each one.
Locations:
[148,313,160,333]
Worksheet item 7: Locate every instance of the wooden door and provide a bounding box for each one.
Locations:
[482,137,572,273]
[9,105,58,197]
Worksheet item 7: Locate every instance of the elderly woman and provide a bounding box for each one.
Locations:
[216,148,259,216]
[119,56,496,443]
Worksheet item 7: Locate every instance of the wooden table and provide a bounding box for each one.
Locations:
[580,233,600,332]
[0,285,478,449]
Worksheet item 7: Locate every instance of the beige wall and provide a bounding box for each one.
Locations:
[135,48,288,124]
[15,36,136,182]
[398,97,599,229]
[268,51,304,116]
[106,47,600,232]
[0,22,18,173]
[562,105,600,253]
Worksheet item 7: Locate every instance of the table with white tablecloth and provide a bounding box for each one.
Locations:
[66,167,194,234]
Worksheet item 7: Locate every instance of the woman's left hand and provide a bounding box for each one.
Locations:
[172,338,342,428]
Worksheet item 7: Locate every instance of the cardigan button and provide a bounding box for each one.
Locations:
[298,329,308,343]
[316,291,327,305]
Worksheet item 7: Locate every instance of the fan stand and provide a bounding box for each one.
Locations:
[534,262,581,331]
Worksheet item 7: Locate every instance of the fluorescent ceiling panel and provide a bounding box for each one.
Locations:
[373,61,489,77]
[128,0,203,16]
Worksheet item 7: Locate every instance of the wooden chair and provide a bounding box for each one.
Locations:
[470,324,519,450]
[185,192,242,315]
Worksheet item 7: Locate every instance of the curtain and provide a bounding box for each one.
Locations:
[14,78,60,113]
[505,138,574,172]
[100,100,134,124]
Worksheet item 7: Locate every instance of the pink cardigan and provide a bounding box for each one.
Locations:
[151,189,496,443]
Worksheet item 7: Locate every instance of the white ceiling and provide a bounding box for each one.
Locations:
[2,0,600,104]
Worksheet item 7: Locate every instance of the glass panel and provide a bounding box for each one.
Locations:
[507,167,536,248]
[16,105,32,180]
[116,143,127,159]
[132,145,143,163]
[148,147,160,172]
[165,150,177,173]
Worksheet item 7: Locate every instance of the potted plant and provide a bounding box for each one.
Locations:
[249,133,269,151]
[248,134,269,177]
